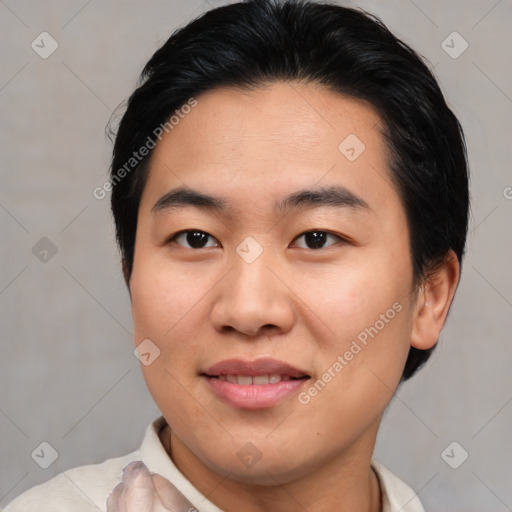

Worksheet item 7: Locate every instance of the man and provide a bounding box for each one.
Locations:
[5,1,469,510]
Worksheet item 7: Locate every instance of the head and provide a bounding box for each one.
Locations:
[109,0,468,485]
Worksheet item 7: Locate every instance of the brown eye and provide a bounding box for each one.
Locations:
[171,230,220,249]
[293,230,344,249]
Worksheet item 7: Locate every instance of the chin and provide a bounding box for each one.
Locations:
[197,439,322,487]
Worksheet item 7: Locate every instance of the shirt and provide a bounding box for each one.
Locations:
[4,416,425,512]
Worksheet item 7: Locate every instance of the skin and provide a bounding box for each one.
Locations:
[107,461,195,511]
[128,82,460,512]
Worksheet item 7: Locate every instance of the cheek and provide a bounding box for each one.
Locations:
[129,252,226,403]
[129,257,212,427]
[298,258,413,403]
[302,254,410,342]
[295,295,412,448]
[130,256,207,343]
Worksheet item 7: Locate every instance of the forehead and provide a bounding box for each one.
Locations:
[140,81,400,219]
[155,82,383,164]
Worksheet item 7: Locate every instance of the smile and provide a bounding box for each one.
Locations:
[201,358,311,409]
[211,374,300,385]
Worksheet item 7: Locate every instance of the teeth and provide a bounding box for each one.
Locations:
[215,374,299,385]
[253,375,269,385]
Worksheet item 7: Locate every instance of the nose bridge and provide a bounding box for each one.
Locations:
[210,236,294,336]
[230,236,278,304]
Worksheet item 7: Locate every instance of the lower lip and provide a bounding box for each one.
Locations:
[204,376,308,409]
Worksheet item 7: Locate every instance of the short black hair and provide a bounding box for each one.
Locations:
[109,0,470,381]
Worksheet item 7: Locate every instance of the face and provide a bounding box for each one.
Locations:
[130,82,418,485]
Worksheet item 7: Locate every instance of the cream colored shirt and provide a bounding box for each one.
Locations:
[5,416,425,512]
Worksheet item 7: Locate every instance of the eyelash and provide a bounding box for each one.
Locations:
[167,229,349,250]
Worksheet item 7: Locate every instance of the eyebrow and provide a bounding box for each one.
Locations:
[152,185,371,216]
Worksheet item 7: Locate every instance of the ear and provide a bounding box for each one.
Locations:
[410,250,460,350]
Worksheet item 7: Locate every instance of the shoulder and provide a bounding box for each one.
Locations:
[4,450,140,512]
[372,459,426,512]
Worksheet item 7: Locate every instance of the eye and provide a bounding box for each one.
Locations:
[292,230,346,250]
[169,230,220,249]
[168,229,347,250]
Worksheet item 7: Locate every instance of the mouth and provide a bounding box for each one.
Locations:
[200,358,311,409]
[207,374,307,385]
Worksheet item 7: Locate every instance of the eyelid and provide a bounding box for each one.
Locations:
[167,228,350,250]
[168,229,221,248]
[291,230,349,249]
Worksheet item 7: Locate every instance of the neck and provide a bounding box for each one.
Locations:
[161,423,382,512]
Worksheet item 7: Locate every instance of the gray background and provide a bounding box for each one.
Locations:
[1,0,511,510]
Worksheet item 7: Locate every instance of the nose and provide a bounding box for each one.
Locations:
[209,248,295,339]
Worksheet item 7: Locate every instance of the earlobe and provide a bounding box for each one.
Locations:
[410,250,460,350]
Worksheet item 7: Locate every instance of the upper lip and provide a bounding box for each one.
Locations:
[202,358,310,378]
